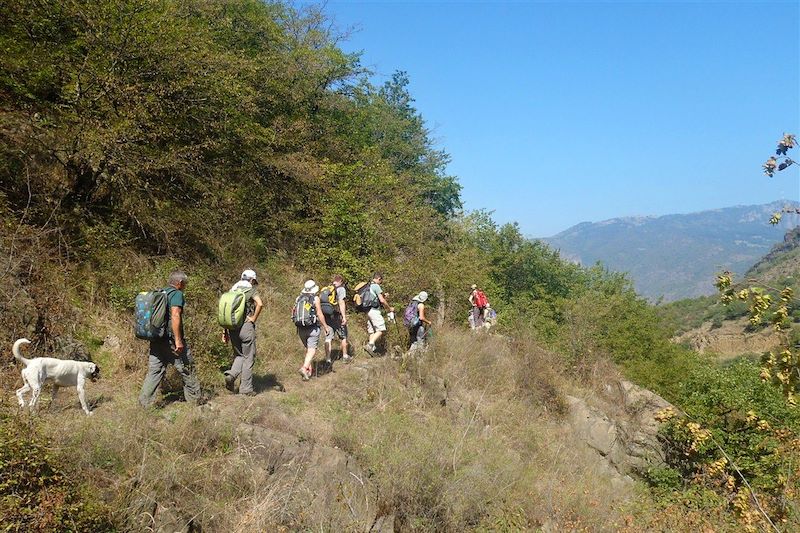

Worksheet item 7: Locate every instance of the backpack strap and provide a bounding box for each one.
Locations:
[161,286,178,331]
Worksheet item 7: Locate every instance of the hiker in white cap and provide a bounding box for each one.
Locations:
[403,291,432,352]
[484,304,497,330]
[292,280,331,381]
[222,269,263,395]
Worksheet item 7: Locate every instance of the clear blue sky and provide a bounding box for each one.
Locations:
[316,1,800,237]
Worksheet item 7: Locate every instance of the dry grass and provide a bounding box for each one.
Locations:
[323,327,635,530]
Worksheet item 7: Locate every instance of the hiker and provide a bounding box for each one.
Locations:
[363,272,394,356]
[484,305,497,330]
[321,274,350,364]
[294,280,331,381]
[221,269,263,396]
[404,291,432,352]
[138,270,202,407]
[468,284,489,330]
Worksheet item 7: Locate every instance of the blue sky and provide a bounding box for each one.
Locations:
[317,1,799,237]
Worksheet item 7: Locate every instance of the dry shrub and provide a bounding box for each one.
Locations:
[327,326,633,530]
[412,327,568,416]
[44,398,293,531]
[0,219,78,350]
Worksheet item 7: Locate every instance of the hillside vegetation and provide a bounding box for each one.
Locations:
[660,228,800,356]
[2,1,799,531]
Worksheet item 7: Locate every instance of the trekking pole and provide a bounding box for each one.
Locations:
[392,314,402,346]
[390,312,404,356]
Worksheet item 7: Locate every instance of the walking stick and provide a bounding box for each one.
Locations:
[390,312,403,358]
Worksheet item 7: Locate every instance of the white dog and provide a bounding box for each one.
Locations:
[13,338,100,415]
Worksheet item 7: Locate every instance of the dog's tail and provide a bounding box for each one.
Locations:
[12,338,32,366]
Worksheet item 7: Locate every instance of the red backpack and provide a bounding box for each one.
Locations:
[473,290,489,309]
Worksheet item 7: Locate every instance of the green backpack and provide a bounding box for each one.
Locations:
[218,289,248,329]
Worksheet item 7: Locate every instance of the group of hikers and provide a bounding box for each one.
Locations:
[134,270,492,407]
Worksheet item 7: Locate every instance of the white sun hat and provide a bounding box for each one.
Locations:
[302,279,319,294]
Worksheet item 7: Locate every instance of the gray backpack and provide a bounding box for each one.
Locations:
[292,293,318,327]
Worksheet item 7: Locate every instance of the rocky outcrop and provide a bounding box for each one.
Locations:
[566,379,672,479]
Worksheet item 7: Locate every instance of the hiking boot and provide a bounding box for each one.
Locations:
[299,366,311,381]
[223,372,235,392]
[362,343,376,357]
[342,354,352,363]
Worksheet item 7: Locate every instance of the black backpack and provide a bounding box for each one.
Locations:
[353,282,377,312]
[319,285,338,316]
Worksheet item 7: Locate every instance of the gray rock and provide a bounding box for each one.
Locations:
[236,423,378,530]
[103,334,122,351]
[566,379,672,478]
[565,395,618,457]
[54,336,90,360]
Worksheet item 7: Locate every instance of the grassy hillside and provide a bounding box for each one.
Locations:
[0,287,642,531]
[2,275,781,532]
[746,227,800,283]
[1,1,799,531]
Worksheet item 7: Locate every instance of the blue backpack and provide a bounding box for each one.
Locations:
[134,288,175,340]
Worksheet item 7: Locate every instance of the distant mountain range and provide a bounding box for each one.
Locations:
[542,201,799,302]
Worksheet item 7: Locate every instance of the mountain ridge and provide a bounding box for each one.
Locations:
[542,200,799,301]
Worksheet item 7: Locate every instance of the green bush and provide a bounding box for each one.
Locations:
[644,466,683,492]
[655,359,800,527]
[0,410,113,531]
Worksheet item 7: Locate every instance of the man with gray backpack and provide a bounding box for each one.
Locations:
[137,270,202,408]
[219,269,263,396]
[354,272,394,356]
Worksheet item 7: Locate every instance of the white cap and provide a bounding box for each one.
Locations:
[415,291,429,303]
[241,269,258,284]
[302,280,319,294]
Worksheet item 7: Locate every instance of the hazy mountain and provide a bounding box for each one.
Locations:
[543,201,799,301]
